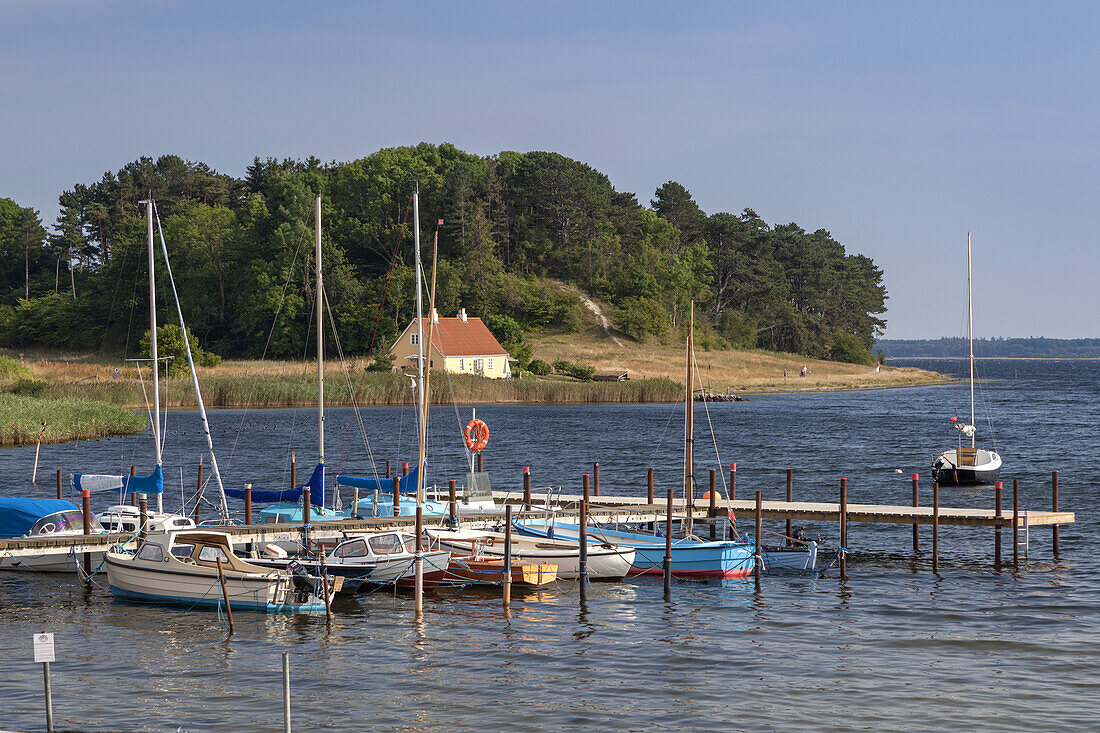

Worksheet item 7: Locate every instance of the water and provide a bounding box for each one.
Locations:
[1,359,1097,731]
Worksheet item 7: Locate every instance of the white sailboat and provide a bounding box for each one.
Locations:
[932,233,1002,486]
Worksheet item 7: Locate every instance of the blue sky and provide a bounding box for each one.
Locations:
[2,1,1097,338]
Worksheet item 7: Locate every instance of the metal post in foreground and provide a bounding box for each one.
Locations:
[43,659,54,732]
[932,481,940,574]
[414,506,423,617]
[754,490,762,585]
[579,474,589,586]
[663,488,673,596]
[282,652,291,733]
[994,480,1003,565]
[503,505,513,609]
[839,478,848,580]
[785,469,794,544]
[1052,469,1060,560]
[911,473,919,553]
[1013,478,1020,566]
[81,489,91,586]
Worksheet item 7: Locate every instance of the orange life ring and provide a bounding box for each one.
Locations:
[464,418,489,452]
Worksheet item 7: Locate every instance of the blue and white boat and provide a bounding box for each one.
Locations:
[338,466,448,517]
[0,497,103,573]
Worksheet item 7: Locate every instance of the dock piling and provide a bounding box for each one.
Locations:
[839,479,847,579]
[786,469,794,545]
[139,497,148,541]
[385,460,391,479]
[476,453,483,472]
[912,473,919,552]
[56,469,62,501]
[290,452,296,489]
[1052,469,1060,560]
[1013,478,1020,566]
[729,462,736,501]
[523,467,531,510]
[244,485,253,526]
[282,652,291,733]
[647,468,654,531]
[932,481,940,573]
[593,462,600,497]
[579,475,589,587]
[994,480,1002,565]
[81,488,91,586]
[402,462,409,477]
[448,479,457,525]
[754,490,762,585]
[663,488,673,597]
[503,505,513,609]
[216,557,234,633]
[392,477,400,517]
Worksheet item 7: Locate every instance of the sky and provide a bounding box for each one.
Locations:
[2,1,1098,339]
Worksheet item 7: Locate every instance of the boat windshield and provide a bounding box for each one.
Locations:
[29,510,96,536]
[333,539,368,558]
[368,533,405,555]
[401,534,418,554]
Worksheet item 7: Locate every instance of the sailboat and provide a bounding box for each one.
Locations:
[931,233,1002,486]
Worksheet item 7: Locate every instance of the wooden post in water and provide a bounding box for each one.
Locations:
[195,456,204,524]
[786,469,794,545]
[216,557,234,633]
[839,478,848,579]
[911,473,919,553]
[579,474,589,584]
[754,490,762,585]
[647,468,655,532]
[448,479,458,524]
[139,497,148,541]
[523,467,531,510]
[994,480,1003,565]
[385,460,391,479]
[56,470,63,500]
[81,488,91,586]
[402,461,409,477]
[1013,478,1020,566]
[729,462,737,501]
[1052,469,1060,560]
[290,452,296,489]
[932,481,940,573]
[663,488,673,596]
[476,452,483,473]
[392,477,400,517]
[503,505,513,609]
[244,486,253,526]
[708,469,717,539]
[593,462,600,497]
[414,505,423,617]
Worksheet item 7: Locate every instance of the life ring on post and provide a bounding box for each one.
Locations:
[464,418,489,452]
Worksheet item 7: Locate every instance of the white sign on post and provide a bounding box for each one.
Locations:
[33,633,55,663]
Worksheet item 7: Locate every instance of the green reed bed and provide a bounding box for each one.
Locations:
[0,393,147,446]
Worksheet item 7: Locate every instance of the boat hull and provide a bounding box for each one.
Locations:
[442,557,558,586]
[932,449,1002,486]
[437,538,634,581]
[0,550,105,573]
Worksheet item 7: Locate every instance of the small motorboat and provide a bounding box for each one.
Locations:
[427,528,636,581]
[0,497,105,573]
[96,504,196,534]
[104,529,330,612]
[440,555,558,587]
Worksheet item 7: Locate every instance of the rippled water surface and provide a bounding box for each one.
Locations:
[1,359,1096,731]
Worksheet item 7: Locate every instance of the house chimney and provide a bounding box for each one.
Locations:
[458,307,467,323]
[432,308,438,324]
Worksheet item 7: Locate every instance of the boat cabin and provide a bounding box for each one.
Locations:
[134,530,270,574]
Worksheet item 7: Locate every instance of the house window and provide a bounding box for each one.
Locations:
[410,333,419,346]
[459,358,464,370]
[474,359,483,372]
[429,360,434,368]
[488,357,494,369]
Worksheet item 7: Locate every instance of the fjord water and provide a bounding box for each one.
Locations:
[1,359,1097,731]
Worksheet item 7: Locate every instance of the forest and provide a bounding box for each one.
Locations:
[0,145,887,366]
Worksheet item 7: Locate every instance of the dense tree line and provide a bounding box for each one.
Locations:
[879,337,1100,358]
[0,145,886,363]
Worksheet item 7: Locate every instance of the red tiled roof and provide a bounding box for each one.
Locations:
[409,317,508,357]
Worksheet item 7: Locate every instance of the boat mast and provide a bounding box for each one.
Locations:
[684,301,694,535]
[418,224,439,507]
[413,186,425,494]
[967,232,975,449]
[142,198,164,513]
[316,196,325,493]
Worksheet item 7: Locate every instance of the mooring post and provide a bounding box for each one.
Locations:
[1052,469,1060,561]
[663,488,673,596]
[282,652,291,733]
[503,505,513,609]
[593,462,600,497]
[647,468,655,531]
[130,464,136,477]
[392,477,400,517]
[138,496,148,541]
[1013,478,1020,566]
[523,467,531,510]
[932,481,940,574]
[708,469,717,539]
[319,552,332,622]
[994,480,1003,565]
[754,490,763,585]
[302,487,311,553]
[195,455,204,524]
[130,491,137,507]
[476,452,483,472]
[783,470,793,547]
[81,488,91,586]
[402,462,409,477]
[385,460,391,479]
[730,462,737,501]
[244,485,253,526]
[579,474,589,586]
[290,452,296,489]
[414,505,423,618]
[56,469,62,500]
[216,557,234,633]
[911,473,919,553]
[448,479,458,525]
[839,478,848,580]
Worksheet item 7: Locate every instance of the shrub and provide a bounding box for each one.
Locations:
[366,354,394,372]
[615,296,668,341]
[830,332,875,365]
[139,323,222,377]
[719,310,757,350]
[551,359,571,374]
[567,363,596,381]
[528,358,550,376]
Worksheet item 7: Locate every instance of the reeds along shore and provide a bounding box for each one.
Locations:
[0,393,147,446]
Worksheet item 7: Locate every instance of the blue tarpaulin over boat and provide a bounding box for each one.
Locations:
[337,464,420,494]
[0,497,81,538]
[225,463,325,506]
[73,465,164,495]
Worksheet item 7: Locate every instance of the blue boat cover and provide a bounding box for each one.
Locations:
[0,497,80,538]
[337,464,419,493]
[73,465,164,495]
[225,463,325,506]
